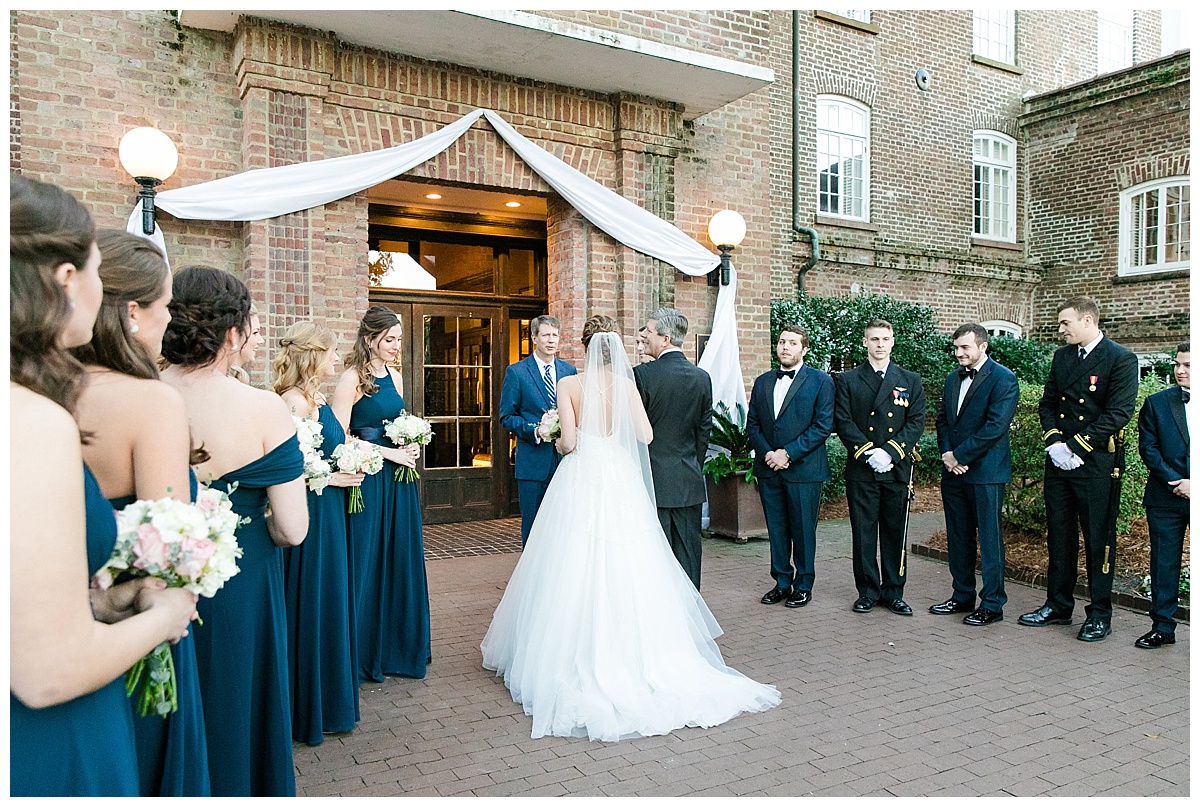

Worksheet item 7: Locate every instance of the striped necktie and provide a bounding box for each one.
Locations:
[543,363,556,407]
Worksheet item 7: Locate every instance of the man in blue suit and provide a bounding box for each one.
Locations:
[499,315,577,546]
[1135,342,1190,649]
[747,323,835,608]
[931,324,1019,626]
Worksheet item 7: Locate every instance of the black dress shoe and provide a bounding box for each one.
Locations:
[886,599,913,616]
[1135,629,1176,649]
[1017,606,1072,627]
[962,607,1003,626]
[852,597,876,613]
[929,598,975,615]
[785,590,811,608]
[1076,619,1111,642]
[761,585,792,605]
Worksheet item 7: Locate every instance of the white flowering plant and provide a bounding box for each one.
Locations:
[330,440,384,513]
[93,486,245,717]
[383,411,434,482]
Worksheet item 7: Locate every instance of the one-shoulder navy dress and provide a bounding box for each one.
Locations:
[193,436,304,796]
[9,465,140,796]
[347,370,431,682]
[108,471,211,797]
[283,403,359,744]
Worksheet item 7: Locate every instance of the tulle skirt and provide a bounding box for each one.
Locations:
[481,437,781,742]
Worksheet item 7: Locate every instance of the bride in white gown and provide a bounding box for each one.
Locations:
[481,316,781,742]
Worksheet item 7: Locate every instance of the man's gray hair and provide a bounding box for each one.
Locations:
[530,314,560,338]
[648,308,688,347]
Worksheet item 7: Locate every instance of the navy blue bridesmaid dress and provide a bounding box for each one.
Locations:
[283,403,359,745]
[109,471,211,796]
[193,436,304,796]
[347,370,431,682]
[9,465,140,796]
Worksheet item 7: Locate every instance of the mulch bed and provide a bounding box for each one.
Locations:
[818,483,943,521]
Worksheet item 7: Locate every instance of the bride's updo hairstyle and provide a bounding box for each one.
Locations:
[160,265,252,368]
[70,230,169,380]
[272,321,336,404]
[580,314,618,364]
[9,175,96,415]
[345,305,400,397]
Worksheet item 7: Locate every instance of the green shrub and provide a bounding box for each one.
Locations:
[822,434,847,503]
[985,334,1055,385]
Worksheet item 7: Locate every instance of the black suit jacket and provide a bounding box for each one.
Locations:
[633,351,713,508]
[834,362,926,483]
[746,364,834,483]
[1138,385,1190,510]
[1038,335,1139,479]
[935,358,1019,485]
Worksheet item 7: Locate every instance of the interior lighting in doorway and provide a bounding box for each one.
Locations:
[425,193,443,200]
[505,201,522,208]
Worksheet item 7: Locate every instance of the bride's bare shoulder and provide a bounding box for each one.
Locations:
[558,374,582,391]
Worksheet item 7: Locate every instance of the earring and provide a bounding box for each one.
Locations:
[129,323,139,334]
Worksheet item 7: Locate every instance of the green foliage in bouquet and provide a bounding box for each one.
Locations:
[704,402,756,485]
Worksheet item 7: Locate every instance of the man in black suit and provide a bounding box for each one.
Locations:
[930,324,1019,626]
[1019,296,1139,642]
[747,323,835,608]
[634,308,712,589]
[1134,342,1190,649]
[834,319,927,616]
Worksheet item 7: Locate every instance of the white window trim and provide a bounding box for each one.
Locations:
[979,320,1022,338]
[822,9,870,24]
[816,95,871,223]
[973,10,1015,66]
[1119,177,1191,276]
[972,130,1017,243]
[1096,9,1133,75]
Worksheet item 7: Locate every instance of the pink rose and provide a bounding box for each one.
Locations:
[194,489,220,517]
[175,536,215,581]
[132,523,170,571]
[93,568,113,591]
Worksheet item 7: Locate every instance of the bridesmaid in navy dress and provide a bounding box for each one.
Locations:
[161,266,308,797]
[273,321,364,744]
[70,230,211,797]
[333,305,431,682]
[9,176,197,796]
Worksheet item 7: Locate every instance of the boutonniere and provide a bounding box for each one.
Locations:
[1088,375,1098,392]
[892,387,910,407]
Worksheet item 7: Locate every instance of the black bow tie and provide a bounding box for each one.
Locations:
[776,369,796,380]
[958,367,978,380]
[1183,389,1191,404]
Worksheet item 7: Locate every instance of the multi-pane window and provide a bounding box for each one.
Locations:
[972,131,1016,242]
[822,9,870,23]
[973,10,1015,64]
[979,320,1022,338]
[816,96,870,221]
[1120,178,1191,276]
[1097,9,1133,74]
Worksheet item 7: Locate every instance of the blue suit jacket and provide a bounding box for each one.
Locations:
[1138,385,1190,510]
[499,354,578,482]
[746,364,834,483]
[935,358,1019,485]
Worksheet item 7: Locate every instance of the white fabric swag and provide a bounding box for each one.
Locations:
[126,107,746,413]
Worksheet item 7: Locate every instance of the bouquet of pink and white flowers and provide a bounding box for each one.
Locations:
[293,414,332,494]
[94,486,245,717]
[331,440,384,513]
[537,409,561,441]
[383,411,434,482]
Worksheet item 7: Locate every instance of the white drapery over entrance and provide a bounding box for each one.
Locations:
[126,108,746,412]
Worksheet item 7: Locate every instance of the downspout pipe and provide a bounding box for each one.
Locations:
[792,10,820,295]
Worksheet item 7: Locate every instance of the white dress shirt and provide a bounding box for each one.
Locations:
[773,360,803,418]
[957,355,989,415]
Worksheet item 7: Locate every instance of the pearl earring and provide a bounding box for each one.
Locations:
[130,323,139,334]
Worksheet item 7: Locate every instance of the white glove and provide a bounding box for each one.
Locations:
[866,448,894,474]
[1046,442,1083,470]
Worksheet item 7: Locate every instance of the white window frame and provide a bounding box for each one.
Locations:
[1096,9,1133,75]
[816,95,871,222]
[972,131,1017,242]
[979,320,1022,338]
[973,10,1015,65]
[822,9,870,23]
[1119,177,1191,276]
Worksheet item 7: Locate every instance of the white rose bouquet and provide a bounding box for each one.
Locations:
[293,414,333,494]
[93,486,245,717]
[383,411,434,482]
[331,440,385,513]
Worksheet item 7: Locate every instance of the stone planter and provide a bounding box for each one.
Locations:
[705,473,768,543]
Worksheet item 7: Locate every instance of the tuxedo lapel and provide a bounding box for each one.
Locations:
[957,360,993,418]
[946,374,964,427]
[525,356,554,409]
[776,365,811,420]
[1168,386,1189,444]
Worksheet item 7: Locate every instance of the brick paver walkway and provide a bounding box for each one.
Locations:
[293,513,1189,796]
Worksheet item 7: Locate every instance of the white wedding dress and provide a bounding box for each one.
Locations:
[481,332,780,742]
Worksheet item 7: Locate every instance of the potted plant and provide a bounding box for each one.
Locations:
[704,402,768,542]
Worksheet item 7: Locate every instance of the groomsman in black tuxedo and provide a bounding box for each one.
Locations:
[834,319,926,616]
[747,324,835,608]
[634,308,712,589]
[1019,296,1138,642]
[1134,342,1190,649]
[930,324,1019,626]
